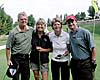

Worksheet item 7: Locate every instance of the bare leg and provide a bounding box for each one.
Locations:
[42,71,48,80]
[33,70,40,80]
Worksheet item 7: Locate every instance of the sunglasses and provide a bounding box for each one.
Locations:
[67,19,74,24]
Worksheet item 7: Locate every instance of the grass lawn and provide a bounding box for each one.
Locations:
[0,40,6,46]
[0,49,51,80]
[0,24,100,80]
[94,34,100,80]
[0,35,7,46]
[0,34,100,80]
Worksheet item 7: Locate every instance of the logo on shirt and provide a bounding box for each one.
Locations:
[44,38,47,42]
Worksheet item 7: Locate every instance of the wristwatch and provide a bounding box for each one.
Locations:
[92,59,96,63]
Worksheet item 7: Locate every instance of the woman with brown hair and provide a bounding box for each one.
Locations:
[48,17,70,80]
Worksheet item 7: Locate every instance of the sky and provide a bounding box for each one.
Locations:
[0,0,100,22]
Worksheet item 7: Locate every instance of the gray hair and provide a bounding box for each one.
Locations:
[17,11,27,19]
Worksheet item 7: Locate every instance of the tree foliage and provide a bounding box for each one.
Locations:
[88,6,95,19]
[27,14,35,27]
[13,21,18,28]
[0,5,13,35]
[75,12,81,21]
[75,12,86,21]
[80,12,86,20]
[47,18,51,26]
[63,13,67,25]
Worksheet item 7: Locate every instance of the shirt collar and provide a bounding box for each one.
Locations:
[53,30,63,37]
[17,25,29,32]
[70,26,80,33]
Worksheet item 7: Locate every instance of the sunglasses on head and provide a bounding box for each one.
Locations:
[67,19,74,24]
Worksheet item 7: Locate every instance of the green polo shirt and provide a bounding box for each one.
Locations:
[6,26,33,54]
[69,27,95,60]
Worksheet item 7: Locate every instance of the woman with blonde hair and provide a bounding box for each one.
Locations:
[30,18,52,80]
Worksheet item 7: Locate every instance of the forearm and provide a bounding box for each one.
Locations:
[92,47,96,60]
[63,51,69,56]
[6,48,11,62]
[38,48,52,53]
[42,48,51,52]
[91,47,97,71]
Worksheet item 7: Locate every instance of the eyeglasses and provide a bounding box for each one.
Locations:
[67,19,74,24]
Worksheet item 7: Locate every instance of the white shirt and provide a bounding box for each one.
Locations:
[49,30,70,62]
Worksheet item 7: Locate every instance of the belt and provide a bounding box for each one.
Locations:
[71,57,90,62]
[11,54,29,59]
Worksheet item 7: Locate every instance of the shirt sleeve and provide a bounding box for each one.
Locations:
[85,30,96,49]
[66,32,70,44]
[6,31,15,49]
[47,36,52,49]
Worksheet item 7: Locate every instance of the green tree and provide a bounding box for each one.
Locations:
[75,12,81,21]
[80,12,86,20]
[75,12,86,20]
[0,5,13,35]
[47,18,51,26]
[63,13,67,25]
[13,21,18,28]
[27,14,35,27]
[88,6,95,19]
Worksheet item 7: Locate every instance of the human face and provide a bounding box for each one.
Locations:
[36,23,45,32]
[18,15,28,27]
[66,19,77,31]
[53,21,62,36]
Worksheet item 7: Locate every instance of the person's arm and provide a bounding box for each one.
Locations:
[6,48,13,66]
[63,50,69,56]
[91,47,97,71]
[85,30,96,61]
[91,47,96,61]
[67,44,71,53]
[37,35,52,53]
[36,47,52,52]
[64,32,70,56]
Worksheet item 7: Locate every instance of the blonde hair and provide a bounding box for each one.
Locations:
[34,18,49,34]
[36,18,46,26]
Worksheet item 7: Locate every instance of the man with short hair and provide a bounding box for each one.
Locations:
[66,15,97,80]
[6,11,33,80]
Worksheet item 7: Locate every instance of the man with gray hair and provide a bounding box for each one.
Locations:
[6,11,33,80]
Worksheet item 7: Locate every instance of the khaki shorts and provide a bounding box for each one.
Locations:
[30,63,49,72]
